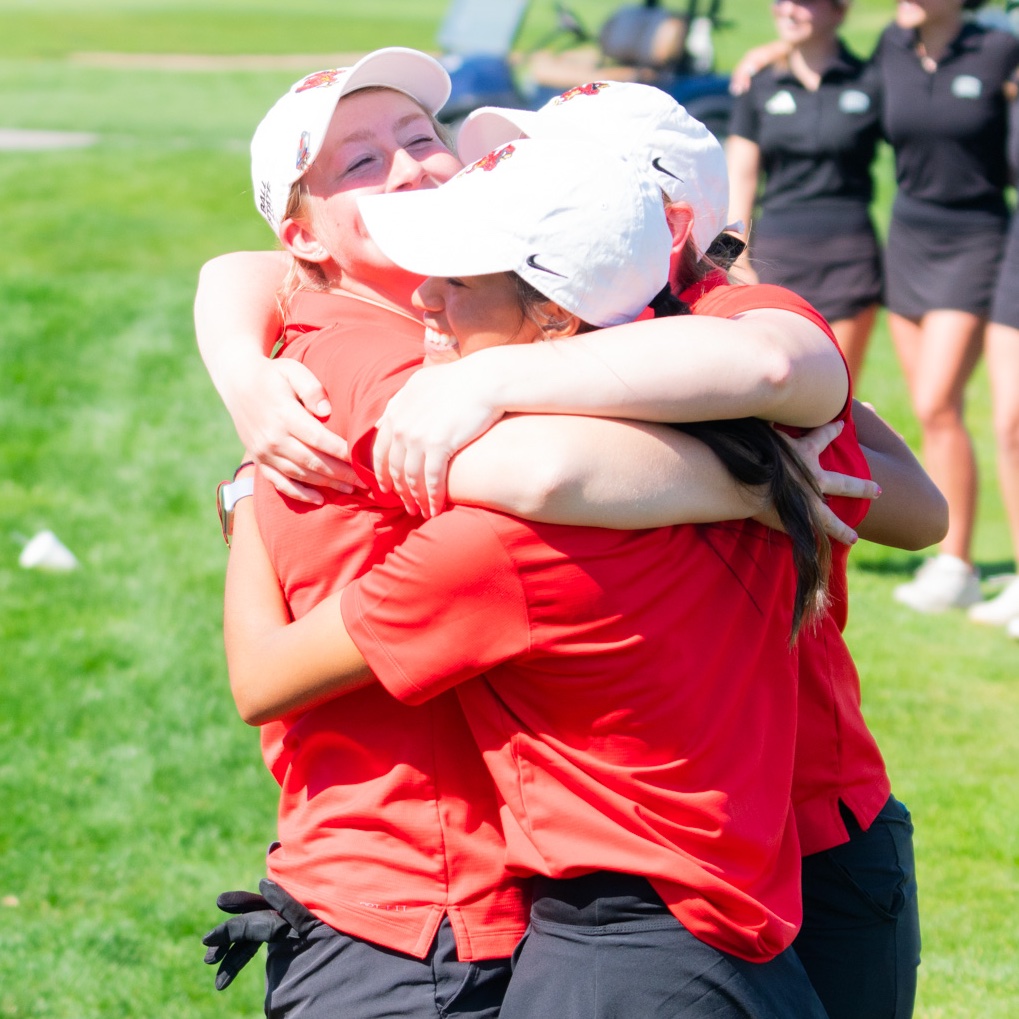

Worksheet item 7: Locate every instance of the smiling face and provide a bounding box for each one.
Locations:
[895,0,964,30]
[283,88,463,302]
[412,273,566,358]
[771,0,846,46]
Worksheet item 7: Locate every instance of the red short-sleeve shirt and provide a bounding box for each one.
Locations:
[342,507,805,963]
[686,277,891,854]
[253,291,529,961]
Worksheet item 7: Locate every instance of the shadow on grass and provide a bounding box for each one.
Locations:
[852,555,1015,579]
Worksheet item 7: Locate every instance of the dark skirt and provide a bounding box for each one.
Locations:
[751,226,883,322]
[885,196,1008,320]
[990,215,1019,330]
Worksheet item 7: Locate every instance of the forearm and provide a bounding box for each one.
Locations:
[446,414,765,527]
[854,401,948,550]
[225,500,374,725]
[725,135,760,244]
[194,250,290,409]
[450,310,848,428]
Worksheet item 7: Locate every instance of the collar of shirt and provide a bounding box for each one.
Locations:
[772,40,864,88]
[886,20,985,65]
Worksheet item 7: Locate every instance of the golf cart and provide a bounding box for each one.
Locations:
[437,0,734,139]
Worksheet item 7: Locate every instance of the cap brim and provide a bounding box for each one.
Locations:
[342,47,451,115]
[457,106,538,164]
[359,187,516,279]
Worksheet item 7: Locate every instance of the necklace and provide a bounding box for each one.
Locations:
[331,288,422,325]
[915,42,938,73]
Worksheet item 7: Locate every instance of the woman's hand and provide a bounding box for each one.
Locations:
[227,357,362,504]
[372,359,506,518]
[729,40,791,95]
[756,421,881,545]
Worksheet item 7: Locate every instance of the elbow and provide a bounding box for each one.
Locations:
[773,353,849,427]
[755,346,803,412]
[908,487,950,551]
[229,664,280,727]
[753,320,850,426]
[232,686,273,728]
[237,705,270,728]
[860,485,949,551]
[481,458,574,520]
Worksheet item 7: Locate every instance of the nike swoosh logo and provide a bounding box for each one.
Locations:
[525,254,567,277]
[652,156,682,181]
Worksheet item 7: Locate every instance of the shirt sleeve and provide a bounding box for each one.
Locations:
[728,77,760,142]
[341,507,533,705]
[1010,92,1019,181]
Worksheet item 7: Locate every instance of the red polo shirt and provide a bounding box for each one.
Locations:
[343,508,805,963]
[253,290,528,961]
[686,277,891,855]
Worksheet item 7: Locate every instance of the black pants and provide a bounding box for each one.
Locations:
[263,882,511,1019]
[500,871,828,1019]
[795,797,921,1019]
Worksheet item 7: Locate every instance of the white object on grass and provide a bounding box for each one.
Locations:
[19,530,80,572]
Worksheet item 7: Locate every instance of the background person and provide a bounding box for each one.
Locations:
[876,0,1019,612]
[969,82,1019,632]
[730,0,1019,614]
[726,0,883,384]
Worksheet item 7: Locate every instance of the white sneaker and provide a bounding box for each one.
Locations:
[1007,616,1019,640]
[894,554,982,613]
[968,574,1019,626]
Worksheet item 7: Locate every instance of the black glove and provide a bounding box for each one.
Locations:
[201,888,291,991]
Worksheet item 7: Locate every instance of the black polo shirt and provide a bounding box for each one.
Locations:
[1010,80,1019,177]
[871,21,1019,211]
[729,42,882,228]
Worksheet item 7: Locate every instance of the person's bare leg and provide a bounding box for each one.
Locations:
[908,310,984,563]
[967,322,1019,623]
[830,304,877,387]
[985,322,1019,562]
[888,310,922,393]
[889,309,984,610]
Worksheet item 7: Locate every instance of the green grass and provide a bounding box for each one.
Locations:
[0,2,1016,1017]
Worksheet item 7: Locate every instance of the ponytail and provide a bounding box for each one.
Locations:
[650,286,830,640]
[672,418,831,642]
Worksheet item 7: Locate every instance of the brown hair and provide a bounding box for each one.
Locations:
[651,237,830,640]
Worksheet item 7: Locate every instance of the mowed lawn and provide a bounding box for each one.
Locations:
[0,3,1015,1017]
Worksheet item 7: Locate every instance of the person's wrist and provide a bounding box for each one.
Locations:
[463,344,523,415]
[217,461,257,545]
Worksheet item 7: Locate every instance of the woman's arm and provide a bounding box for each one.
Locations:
[195,251,355,502]
[852,401,948,550]
[724,133,762,284]
[447,414,765,525]
[445,413,872,545]
[224,495,373,726]
[374,309,850,514]
[728,40,792,95]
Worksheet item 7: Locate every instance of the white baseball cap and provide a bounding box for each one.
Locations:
[250,47,451,233]
[457,81,729,256]
[358,137,672,328]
